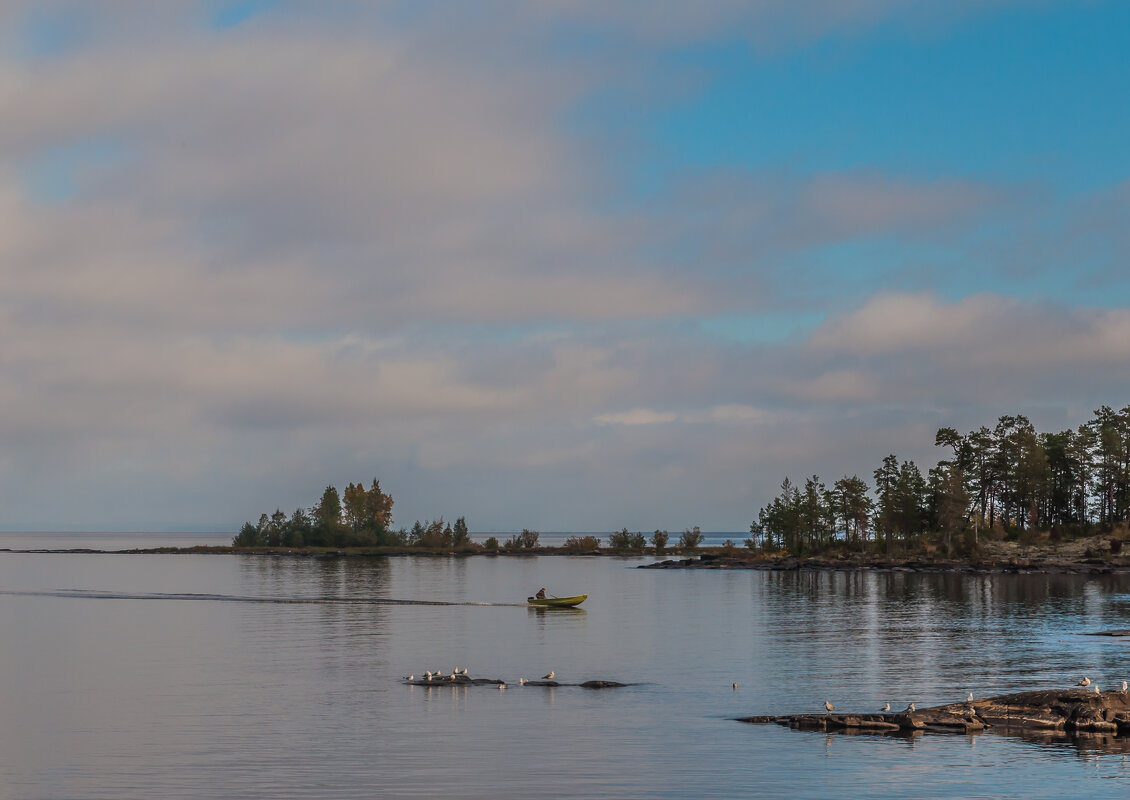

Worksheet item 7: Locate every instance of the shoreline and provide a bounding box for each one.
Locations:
[640,552,1130,575]
[3,543,1130,575]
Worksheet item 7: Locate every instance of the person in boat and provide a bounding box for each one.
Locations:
[535,588,547,599]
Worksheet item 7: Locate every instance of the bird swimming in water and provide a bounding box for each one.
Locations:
[542,670,555,680]
[967,692,974,702]
[824,700,834,713]
[905,702,916,713]
[879,702,890,712]
[1077,676,1091,687]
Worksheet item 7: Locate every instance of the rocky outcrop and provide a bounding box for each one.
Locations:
[641,554,1130,574]
[736,689,1130,738]
[403,676,632,688]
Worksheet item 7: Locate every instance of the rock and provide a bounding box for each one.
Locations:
[737,688,1130,741]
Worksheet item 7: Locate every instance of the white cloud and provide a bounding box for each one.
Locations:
[595,409,679,426]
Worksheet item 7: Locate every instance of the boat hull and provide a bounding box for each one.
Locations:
[527,594,587,608]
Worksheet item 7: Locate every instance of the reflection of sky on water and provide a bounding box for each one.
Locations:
[1,553,1130,797]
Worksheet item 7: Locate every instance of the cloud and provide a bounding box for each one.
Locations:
[660,171,1003,271]
[595,409,679,426]
[0,2,1124,531]
[810,291,1130,369]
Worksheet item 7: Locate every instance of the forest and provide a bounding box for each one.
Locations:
[748,405,1130,556]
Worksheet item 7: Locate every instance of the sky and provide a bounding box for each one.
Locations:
[0,0,1127,532]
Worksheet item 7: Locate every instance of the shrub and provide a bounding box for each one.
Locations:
[651,530,669,554]
[678,526,704,551]
[608,528,646,553]
[484,536,500,550]
[562,535,601,552]
[504,529,540,550]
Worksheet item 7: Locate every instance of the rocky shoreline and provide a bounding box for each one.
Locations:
[738,689,1130,741]
[641,552,1130,575]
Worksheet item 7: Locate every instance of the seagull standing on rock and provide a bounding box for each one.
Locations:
[824,700,834,714]
[1122,680,1128,693]
[1093,684,1101,695]
[1077,676,1091,687]
[542,671,555,680]
[879,703,890,712]
[967,693,974,702]
[905,702,916,713]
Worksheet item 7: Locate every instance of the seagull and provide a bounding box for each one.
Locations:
[733,682,739,690]
[967,692,974,702]
[405,675,414,682]
[1122,680,1128,693]
[1093,684,1101,695]
[905,702,916,713]
[542,670,555,680]
[824,700,834,713]
[879,702,890,712]
[1077,676,1091,687]
[519,678,528,685]
[453,667,461,675]
[499,683,507,690]
[425,671,433,681]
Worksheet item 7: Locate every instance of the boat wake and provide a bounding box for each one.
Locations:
[0,587,525,607]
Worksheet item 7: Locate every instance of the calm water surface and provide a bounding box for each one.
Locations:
[2,533,1130,798]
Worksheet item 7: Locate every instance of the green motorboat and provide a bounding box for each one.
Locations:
[527,594,587,608]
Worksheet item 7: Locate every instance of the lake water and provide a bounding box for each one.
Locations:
[3,534,1130,798]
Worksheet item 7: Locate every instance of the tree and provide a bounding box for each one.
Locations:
[608,528,646,553]
[285,507,311,547]
[452,516,470,547]
[233,522,261,547]
[873,455,900,545]
[504,529,540,549]
[652,530,669,554]
[342,482,367,531]
[364,479,394,531]
[312,485,345,546]
[936,465,969,552]
[830,475,872,547]
[678,526,704,551]
[894,460,927,541]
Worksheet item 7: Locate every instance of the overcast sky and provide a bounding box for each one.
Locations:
[1,1,1127,532]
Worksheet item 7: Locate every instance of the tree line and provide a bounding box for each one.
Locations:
[233,479,467,550]
[749,405,1130,556]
